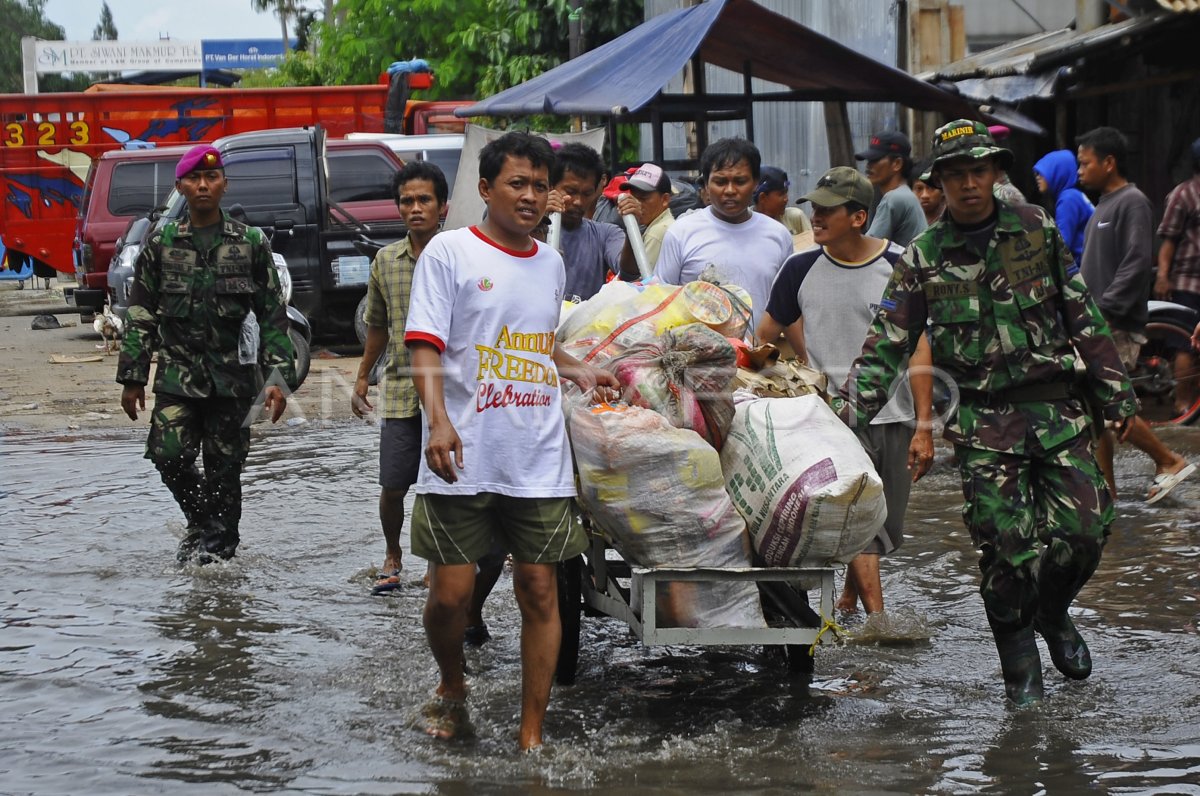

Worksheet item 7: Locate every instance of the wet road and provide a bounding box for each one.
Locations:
[2,421,1198,794]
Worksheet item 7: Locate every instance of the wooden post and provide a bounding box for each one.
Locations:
[907,0,965,159]
[693,53,709,158]
[823,101,855,167]
[743,60,755,143]
[948,5,966,62]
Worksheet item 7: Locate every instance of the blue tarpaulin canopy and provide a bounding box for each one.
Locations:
[457,0,972,119]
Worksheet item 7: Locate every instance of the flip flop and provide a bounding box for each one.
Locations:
[371,568,402,595]
[1146,463,1196,505]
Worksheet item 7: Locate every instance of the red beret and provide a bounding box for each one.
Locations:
[176,145,223,179]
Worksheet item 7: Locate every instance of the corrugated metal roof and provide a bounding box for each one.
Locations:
[923,12,1171,81]
[1155,0,1200,11]
[921,10,1200,104]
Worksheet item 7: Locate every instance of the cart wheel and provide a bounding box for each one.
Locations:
[784,644,816,676]
[556,555,583,685]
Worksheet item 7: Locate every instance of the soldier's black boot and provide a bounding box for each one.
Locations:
[196,518,237,564]
[1034,554,1093,680]
[989,620,1044,707]
[176,510,212,564]
[177,526,205,564]
[158,460,209,564]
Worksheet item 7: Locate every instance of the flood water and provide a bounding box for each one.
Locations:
[2,418,1198,795]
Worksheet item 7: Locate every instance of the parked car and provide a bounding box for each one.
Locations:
[107,211,313,390]
[72,145,191,320]
[154,127,410,339]
[344,132,464,201]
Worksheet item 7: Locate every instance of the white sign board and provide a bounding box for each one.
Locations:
[445,124,607,232]
[33,40,203,73]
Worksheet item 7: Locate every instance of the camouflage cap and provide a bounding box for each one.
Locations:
[929,119,1014,174]
[798,166,874,208]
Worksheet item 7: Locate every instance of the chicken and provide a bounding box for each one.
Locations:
[93,307,124,354]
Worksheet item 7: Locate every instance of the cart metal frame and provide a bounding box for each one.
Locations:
[579,534,838,648]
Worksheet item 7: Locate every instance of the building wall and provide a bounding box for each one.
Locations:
[641,0,902,202]
[635,0,1081,200]
[958,0,1077,52]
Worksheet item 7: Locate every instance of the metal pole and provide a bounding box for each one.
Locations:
[548,212,563,251]
[568,0,584,60]
[622,210,652,280]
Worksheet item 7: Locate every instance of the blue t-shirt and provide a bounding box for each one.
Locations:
[560,218,624,301]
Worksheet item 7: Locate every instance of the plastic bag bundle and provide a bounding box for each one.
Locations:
[557,279,746,366]
[607,323,736,450]
[570,403,766,629]
[721,395,887,568]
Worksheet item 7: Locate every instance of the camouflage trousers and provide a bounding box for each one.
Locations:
[956,432,1113,633]
[146,393,254,545]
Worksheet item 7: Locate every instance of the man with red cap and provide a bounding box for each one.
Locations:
[855,130,927,246]
[117,144,294,565]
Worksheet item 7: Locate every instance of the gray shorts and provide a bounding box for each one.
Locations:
[855,422,915,556]
[1110,328,1147,372]
[379,415,422,491]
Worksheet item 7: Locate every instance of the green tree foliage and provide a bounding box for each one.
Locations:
[307,0,489,93]
[0,0,89,93]
[90,2,118,84]
[454,0,642,100]
[302,0,641,100]
[251,0,301,51]
[247,0,643,155]
[92,1,117,40]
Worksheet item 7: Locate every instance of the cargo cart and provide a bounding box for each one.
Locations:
[555,528,840,683]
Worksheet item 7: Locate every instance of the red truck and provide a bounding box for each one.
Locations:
[0,77,467,287]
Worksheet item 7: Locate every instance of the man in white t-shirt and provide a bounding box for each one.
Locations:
[404,131,618,751]
[757,166,934,617]
[654,138,793,332]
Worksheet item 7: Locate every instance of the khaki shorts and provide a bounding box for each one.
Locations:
[1110,329,1147,372]
[411,493,587,565]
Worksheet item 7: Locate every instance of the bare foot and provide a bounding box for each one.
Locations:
[420,694,472,740]
[837,585,860,614]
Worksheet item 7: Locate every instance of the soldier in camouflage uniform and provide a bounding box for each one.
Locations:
[834,121,1138,706]
[117,145,294,565]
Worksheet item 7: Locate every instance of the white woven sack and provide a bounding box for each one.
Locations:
[721,395,887,567]
[571,404,766,629]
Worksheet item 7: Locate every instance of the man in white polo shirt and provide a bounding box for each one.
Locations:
[654,138,793,332]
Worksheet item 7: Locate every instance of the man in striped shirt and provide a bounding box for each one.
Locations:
[352,161,447,593]
[1154,135,1200,415]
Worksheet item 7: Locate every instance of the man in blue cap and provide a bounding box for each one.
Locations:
[753,166,813,251]
[118,144,294,565]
